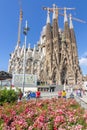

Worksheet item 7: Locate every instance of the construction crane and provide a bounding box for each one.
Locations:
[69,14,86,24]
[59,12,87,24]
[17,0,23,45]
[43,4,75,20]
[43,4,86,24]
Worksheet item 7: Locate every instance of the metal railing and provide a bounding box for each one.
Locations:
[75,95,87,109]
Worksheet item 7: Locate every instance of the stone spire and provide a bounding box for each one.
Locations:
[46,14,52,41]
[53,4,56,20]
[69,14,78,61]
[45,6,53,83]
[69,14,76,43]
[28,43,30,50]
[69,14,82,84]
[52,4,60,83]
[52,4,59,38]
[64,8,71,41]
[46,9,50,24]
[64,10,75,85]
[15,44,19,51]
[69,14,73,29]
[21,44,24,55]
[64,8,68,23]
[33,44,36,52]
[32,45,35,57]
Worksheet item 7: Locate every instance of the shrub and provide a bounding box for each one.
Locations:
[0,98,87,129]
[0,88,18,105]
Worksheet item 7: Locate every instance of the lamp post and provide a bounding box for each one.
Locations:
[22,20,29,94]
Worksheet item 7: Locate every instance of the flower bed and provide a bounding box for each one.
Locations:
[0,98,87,130]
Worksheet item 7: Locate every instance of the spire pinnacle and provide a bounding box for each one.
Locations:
[46,9,50,24]
[23,20,29,35]
[34,44,36,51]
[53,4,56,19]
[28,43,30,50]
[64,8,68,22]
[26,20,28,28]
[69,14,73,29]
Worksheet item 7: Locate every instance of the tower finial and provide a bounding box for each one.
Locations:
[28,43,30,50]
[23,20,29,35]
[46,9,50,24]
[64,8,68,22]
[69,14,73,29]
[53,4,56,19]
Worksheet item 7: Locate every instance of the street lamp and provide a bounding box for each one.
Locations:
[22,20,29,94]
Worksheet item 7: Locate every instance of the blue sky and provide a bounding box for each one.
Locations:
[0,0,87,75]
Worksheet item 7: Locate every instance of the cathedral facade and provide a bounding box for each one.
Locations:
[8,5,83,85]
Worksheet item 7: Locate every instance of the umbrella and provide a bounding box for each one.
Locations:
[0,71,12,80]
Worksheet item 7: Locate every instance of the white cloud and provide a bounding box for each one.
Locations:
[79,57,87,66]
[79,52,87,75]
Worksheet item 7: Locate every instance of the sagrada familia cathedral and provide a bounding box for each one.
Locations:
[8,4,83,85]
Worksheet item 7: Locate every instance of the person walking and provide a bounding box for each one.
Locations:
[18,89,23,101]
[58,90,62,98]
[62,90,66,99]
[36,90,41,98]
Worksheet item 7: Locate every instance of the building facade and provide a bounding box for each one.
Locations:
[8,5,83,85]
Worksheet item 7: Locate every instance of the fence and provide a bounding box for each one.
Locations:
[75,95,87,109]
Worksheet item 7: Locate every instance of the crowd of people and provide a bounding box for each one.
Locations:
[58,90,67,99]
[18,90,41,101]
[58,88,85,99]
[75,88,86,97]
[18,87,86,102]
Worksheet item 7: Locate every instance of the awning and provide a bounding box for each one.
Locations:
[0,71,12,80]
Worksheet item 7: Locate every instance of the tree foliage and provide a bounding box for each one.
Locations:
[0,88,18,105]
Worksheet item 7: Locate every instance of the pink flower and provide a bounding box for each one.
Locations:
[56,109,64,115]
[74,124,83,130]
[28,126,33,130]
[54,115,65,128]
[12,111,16,115]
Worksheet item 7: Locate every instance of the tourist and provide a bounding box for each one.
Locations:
[23,91,27,99]
[18,89,23,100]
[58,90,62,98]
[76,89,78,96]
[36,90,41,98]
[26,91,31,100]
[69,92,74,98]
[77,89,82,97]
[62,90,66,98]
[82,89,86,95]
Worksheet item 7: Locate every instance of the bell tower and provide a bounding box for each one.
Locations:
[45,10,53,84]
[69,14,83,84]
[63,8,75,85]
[52,4,60,84]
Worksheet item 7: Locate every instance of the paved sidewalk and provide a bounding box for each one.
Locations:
[72,92,87,109]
